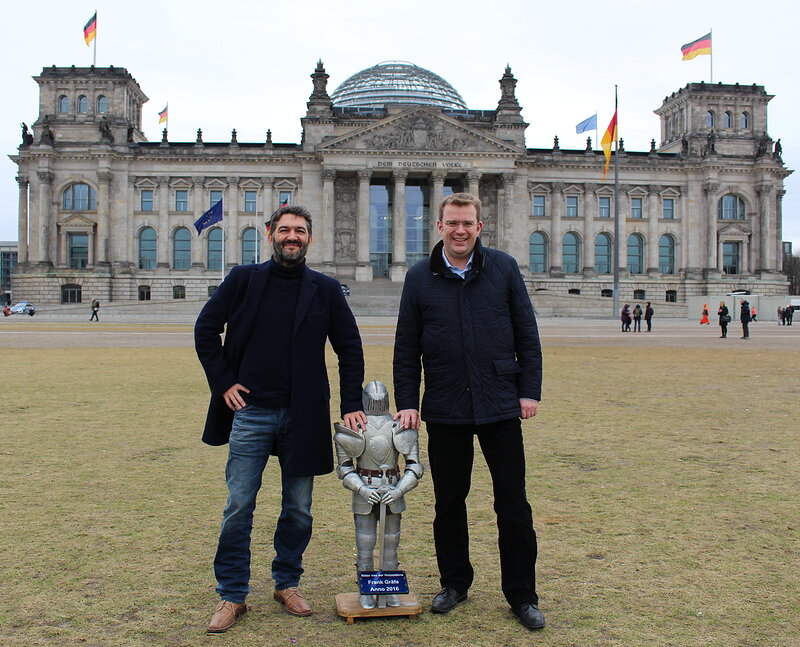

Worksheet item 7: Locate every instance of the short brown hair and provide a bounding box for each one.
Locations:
[438,192,482,222]
[266,204,313,236]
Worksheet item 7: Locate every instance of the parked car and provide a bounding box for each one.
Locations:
[340,284,351,297]
[10,301,36,316]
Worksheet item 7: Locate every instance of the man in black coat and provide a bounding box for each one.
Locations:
[195,205,366,633]
[393,193,545,630]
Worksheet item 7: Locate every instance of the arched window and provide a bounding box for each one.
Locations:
[627,234,644,274]
[529,232,547,273]
[138,227,157,270]
[173,285,186,299]
[562,232,580,274]
[207,227,223,270]
[659,234,675,274]
[705,110,714,128]
[62,183,96,210]
[723,111,733,128]
[58,95,69,113]
[97,95,108,114]
[717,194,746,220]
[740,112,749,129]
[77,95,88,114]
[172,227,191,270]
[241,227,260,265]
[595,233,612,274]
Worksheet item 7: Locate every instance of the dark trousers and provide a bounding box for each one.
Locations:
[645,317,652,331]
[426,418,538,608]
[742,321,750,338]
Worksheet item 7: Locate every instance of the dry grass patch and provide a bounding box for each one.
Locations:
[0,344,797,646]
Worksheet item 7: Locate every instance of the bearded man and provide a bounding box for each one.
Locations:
[195,204,366,633]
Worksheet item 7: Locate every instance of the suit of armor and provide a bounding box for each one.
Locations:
[334,381,423,608]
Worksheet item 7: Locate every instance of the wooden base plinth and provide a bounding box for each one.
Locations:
[335,592,422,623]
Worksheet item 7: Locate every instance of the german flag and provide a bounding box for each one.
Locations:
[83,12,97,46]
[158,105,168,124]
[681,32,711,61]
[601,111,618,182]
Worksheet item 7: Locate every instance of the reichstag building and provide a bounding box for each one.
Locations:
[10,60,792,304]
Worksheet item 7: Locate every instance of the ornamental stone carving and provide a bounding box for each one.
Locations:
[36,170,54,184]
[334,176,357,263]
[361,114,479,152]
[703,182,719,196]
[357,169,372,181]
[551,181,565,193]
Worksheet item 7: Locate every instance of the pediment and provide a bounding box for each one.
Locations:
[58,213,95,228]
[318,107,520,154]
[718,223,751,237]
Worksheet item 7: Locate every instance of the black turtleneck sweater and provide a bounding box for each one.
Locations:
[238,261,304,408]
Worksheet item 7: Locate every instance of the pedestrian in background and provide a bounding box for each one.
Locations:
[751,305,758,322]
[740,299,751,339]
[699,304,710,325]
[717,301,730,338]
[644,302,654,332]
[632,304,643,332]
[621,304,632,332]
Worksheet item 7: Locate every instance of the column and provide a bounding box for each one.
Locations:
[717,239,724,272]
[467,170,481,198]
[703,182,719,275]
[261,178,273,262]
[390,170,407,282]
[96,171,112,265]
[756,182,774,272]
[430,171,445,251]
[583,184,597,275]
[355,170,373,282]
[191,177,205,267]
[16,176,29,265]
[549,182,564,274]
[225,177,239,268]
[123,176,135,269]
[501,172,516,256]
[646,185,660,275]
[321,169,336,272]
[157,176,170,267]
[36,170,54,266]
[679,187,691,276]
[775,190,785,272]
[617,189,628,275]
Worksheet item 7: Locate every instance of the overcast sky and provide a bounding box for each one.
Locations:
[2,0,798,250]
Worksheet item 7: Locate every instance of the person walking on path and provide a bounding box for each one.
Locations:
[786,305,794,325]
[778,306,785,325]
[195,204,366,634]
[751,305,758,323]
[700,304,710,325]
[717,301,730,338]
[621,304,632,332]
[90,300,100,322]
[644,302,654,332]
[393,192,545,631]
[740,299,752,339]
[632,304,643,332]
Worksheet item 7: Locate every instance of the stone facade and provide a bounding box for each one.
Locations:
[9,64,792,305]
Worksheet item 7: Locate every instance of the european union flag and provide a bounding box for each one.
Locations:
[194,199,223,235]
[575,114,597,134]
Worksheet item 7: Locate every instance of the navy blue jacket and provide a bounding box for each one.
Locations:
[393,239,542,425]
[195,261,364,476]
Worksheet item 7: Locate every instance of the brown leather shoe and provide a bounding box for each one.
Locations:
[273,587,312,616]
[207,600,248,633]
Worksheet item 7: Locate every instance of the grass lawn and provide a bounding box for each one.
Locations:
[0,341,798,647]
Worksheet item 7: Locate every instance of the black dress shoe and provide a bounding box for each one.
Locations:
[513,603,545,630]
[430,587,467,613]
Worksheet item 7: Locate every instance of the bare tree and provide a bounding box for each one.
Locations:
[785,253,800,295]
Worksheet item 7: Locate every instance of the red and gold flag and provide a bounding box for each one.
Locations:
[681,32,711,61]
[158,105,168,124]
[83,12,97,46]
[600,111,618,181]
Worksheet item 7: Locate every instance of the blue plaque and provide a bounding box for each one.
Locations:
[359,570,409,595]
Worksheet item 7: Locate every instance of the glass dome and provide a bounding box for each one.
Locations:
[331,61,467,109]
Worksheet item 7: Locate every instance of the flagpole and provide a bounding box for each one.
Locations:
[93,9,97,67]
[709,28,713,83]
[612,86,620,319]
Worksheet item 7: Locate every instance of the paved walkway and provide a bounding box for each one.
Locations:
[2,315,798,351]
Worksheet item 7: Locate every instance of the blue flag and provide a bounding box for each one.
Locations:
[194,199,223,235]
[575,114,597,134]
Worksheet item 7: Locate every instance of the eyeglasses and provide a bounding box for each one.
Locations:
[442,220,478,230]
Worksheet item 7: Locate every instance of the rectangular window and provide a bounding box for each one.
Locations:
[599,196,611,218]
[723,241,740,275]
[140,190,154,212]
[532,195,545,217]
[210,190,223,208]
[662,198,674,220]
[68,233,89,268]
[566,195,579,218]
[175,190,188,212]
[244,190,257,213]
[279,190,293,206]
[630,197,643,219]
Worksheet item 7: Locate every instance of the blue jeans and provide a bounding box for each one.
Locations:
[214,405,314,603]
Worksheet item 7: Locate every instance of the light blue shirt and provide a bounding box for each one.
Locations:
[442,248,474,280]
